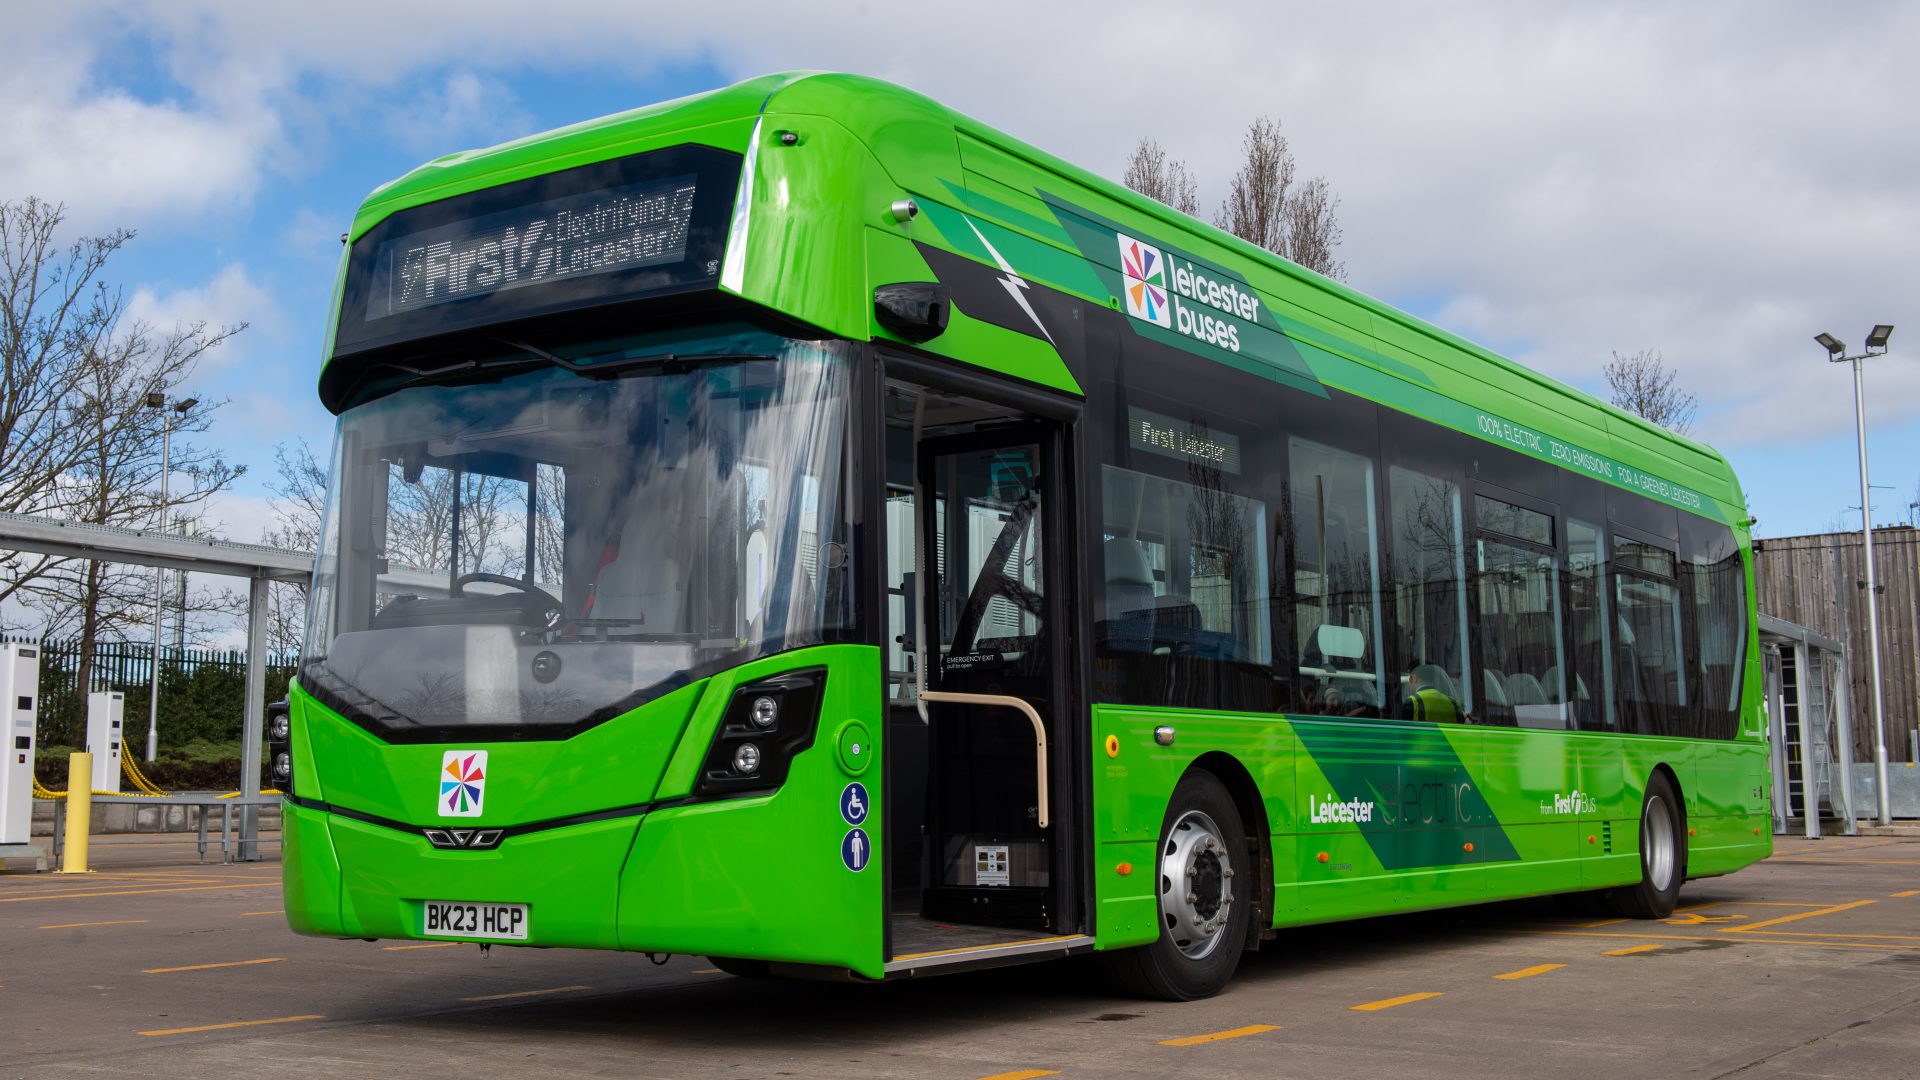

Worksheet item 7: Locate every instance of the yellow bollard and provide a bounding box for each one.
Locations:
[60,752,92,874]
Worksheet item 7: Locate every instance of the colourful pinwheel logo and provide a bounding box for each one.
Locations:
[1118,233,1171,327]
[439,750,487,818]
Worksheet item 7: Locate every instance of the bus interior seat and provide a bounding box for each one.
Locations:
[1504,672,1547,707]
[1102,538,1156,652]
[1482,669,1511,709]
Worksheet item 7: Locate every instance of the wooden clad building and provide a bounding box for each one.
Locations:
[1755,525,1920,763]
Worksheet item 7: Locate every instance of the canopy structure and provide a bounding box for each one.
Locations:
[1759,612,1858,837]
[0,511,313,859]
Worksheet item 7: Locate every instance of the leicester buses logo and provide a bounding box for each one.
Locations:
[1117,233,1171,327]
[439,750,487,817]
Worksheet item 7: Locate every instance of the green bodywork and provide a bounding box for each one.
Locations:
[295,72,1771,974]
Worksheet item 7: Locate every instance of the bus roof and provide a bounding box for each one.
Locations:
[340,71,1746,527]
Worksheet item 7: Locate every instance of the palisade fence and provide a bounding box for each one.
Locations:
[0,634,298,753]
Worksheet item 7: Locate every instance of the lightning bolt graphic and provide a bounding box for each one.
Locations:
[964,217,1054,346]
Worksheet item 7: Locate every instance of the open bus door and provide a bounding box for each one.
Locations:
[880,374,1092,976]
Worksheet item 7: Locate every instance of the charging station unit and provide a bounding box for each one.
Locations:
[0,643,41,846]
[86,691,124,794]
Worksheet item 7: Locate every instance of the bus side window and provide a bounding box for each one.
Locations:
[1683,517,1745,740]
[1388,466,1470,723]
[1612,535,1687,735]
[1567,519,1615,731]
[1289,438,1384,717]
[1095,464,1272,709]
[1472,495,1566,730]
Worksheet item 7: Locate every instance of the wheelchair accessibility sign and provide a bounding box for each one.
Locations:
[841,827,870,872]
[840,782,869,826]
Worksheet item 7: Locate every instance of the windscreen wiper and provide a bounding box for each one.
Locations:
[371,342,777,392]
[498,339,778,380]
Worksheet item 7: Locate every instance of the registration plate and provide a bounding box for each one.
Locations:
[422,900,529,941]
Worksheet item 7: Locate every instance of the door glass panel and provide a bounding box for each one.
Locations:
[929,443,1046,687]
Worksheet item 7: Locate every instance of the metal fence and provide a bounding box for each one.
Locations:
[0,634,298,749]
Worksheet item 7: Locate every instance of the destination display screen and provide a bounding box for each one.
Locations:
[364,176,699,319]
[329,143,741,372]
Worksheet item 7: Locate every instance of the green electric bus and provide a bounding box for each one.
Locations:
[279,71,1771,1000]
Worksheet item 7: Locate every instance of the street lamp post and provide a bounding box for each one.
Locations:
[1816,325,1895,826]
[143,394,198,763]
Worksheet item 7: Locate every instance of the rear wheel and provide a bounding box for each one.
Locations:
[1102,771,1250,1001]
[1607,771,1686,919]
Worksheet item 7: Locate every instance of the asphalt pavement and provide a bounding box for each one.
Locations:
[2,832,1916,1079]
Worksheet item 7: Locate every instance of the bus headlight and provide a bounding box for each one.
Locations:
[270,714,291,741]
[749,696,779,728]
[694,669,826,799]
[732,743,761,774]
[273,752,292,780]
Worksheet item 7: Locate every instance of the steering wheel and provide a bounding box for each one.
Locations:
[451,572,564,625]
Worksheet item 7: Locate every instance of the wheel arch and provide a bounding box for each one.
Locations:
[1185,751,1274,950]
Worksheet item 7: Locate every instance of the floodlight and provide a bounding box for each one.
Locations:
[1866,324,1894,350]
[174,397,199,412]
[1814,332,1846,359]
[145,392,165,408]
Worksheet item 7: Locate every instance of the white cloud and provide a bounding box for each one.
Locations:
[383,70,535,154]
[0,17,282,230]
[8,1,1916,457]
[125,264,280,373]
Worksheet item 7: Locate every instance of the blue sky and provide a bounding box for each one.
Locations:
[7,2,1919,564]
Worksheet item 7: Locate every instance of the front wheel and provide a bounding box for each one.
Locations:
[1101,771,1251,1001]
[1608,771,1686,918]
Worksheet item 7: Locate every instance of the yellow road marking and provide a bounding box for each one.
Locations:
[1494,963,1565,980]
[1893,890,1919,898]
[978,1071,1061,1080]
[384,942,463,951]
[891,934,1081,962]
[1671,901,1726,913]
[1604,944,1663,956]
[1734,930,1920,941]
[1725,899,1875,932]
[691,967,722,974]
[0,882,278,903]
[460,984,590,1002]
[1159,1024,1280,1047]
[1352,992,1443,1011]
[1664,912,1746,926]
[141,1014,323,1037]
[39,919,149,930]
[1505,928,1897,951]
[241,910,284,917]
[144,957,283,974]
[1571,917,1629,928]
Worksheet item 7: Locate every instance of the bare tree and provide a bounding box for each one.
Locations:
[1121,138,1200,217]
[0,197,246,692]
[1604,349,1697,436]
[1214,117,1345,280]
[260,439,331,654]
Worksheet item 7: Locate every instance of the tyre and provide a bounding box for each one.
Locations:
[1607,770,1686,919]
[705,956,772,978]
[1101,770,1251,1001]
